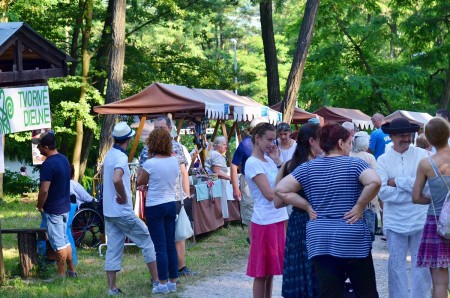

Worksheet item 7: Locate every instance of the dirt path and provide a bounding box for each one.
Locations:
[181,236,389,297]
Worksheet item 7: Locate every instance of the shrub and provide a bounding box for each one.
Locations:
[3,170,38,195]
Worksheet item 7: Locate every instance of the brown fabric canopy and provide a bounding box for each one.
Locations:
[312,106,373,129]
[94,82,281,122]
[270,102,322,124]
[93,82,204,116]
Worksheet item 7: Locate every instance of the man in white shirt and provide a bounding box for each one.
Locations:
[103,122,160,295]
[376,118,431,298]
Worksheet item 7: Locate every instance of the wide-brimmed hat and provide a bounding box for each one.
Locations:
[112,122,136,140]
[31,131,56,146]
[381,118,420,134]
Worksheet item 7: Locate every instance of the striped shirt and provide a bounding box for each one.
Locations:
[291,156,372,259]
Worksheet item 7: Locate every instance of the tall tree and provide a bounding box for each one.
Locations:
[72,0,93,181]
[281,0,320,122]
[259,0,281,105]
[98,0,127,162]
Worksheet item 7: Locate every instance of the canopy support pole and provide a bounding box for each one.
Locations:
[175,118,184,142]
[128,115,147,163]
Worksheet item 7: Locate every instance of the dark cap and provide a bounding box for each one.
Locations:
[32,131,56,146]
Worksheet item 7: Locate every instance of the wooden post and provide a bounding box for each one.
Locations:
[17,232,39,278]
[175,118,184,142]
[0,222,5,285]
[128,115,147,163]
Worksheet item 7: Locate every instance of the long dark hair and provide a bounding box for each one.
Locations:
[282,123,320,177]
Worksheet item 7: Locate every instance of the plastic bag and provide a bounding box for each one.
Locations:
[175,205,194,241]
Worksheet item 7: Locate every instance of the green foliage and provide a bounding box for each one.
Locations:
[3,170,38,195]
[4,0,448,166]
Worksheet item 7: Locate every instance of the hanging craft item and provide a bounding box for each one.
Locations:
[207,180,215,203]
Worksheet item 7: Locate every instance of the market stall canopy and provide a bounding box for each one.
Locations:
[93,82,281,123]
[385,110,433,127]
[313,106,373,129]
[270,102,323,124]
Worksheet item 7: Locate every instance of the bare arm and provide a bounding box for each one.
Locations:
[136,169,149,187]
[274,174,317,219]
[113,168,127,204]
[412,159,431,205]
[230,164,241,200]
[211,165,231,180]
[343,168,381,223]
[273,163,288,208]
[37,181,51,211]
[253,173,276,201]
[180,163,190,198]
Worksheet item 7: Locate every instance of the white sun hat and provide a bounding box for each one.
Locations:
[112,122,136,140]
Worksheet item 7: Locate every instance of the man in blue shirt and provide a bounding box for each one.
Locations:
[369,113,391,159]
[35,131,76,277]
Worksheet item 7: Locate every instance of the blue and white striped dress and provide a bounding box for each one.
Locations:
[291,156,372,259]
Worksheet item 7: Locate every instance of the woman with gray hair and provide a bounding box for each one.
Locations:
[205,136,230,180]
[205,136,233,219]
[350,131,376,169]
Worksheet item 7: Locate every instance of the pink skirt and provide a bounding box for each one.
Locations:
[417,215,450,268]
[247,221,285,278]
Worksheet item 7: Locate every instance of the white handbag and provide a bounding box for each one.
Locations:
[174,174,194,241]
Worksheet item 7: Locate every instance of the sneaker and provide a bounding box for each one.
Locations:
[66,270,78,278]
[152,283,169,294]
[107,288,124,296]
[167,281,177,292]
[178,266,198,277]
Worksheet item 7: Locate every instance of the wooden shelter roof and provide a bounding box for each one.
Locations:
[0,22,72,87]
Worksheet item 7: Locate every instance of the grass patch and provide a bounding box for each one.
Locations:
[0,194,249,297]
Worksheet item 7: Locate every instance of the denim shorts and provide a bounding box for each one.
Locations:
[43,212,69,251]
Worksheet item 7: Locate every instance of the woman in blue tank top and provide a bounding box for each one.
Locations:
[413,116,450,298]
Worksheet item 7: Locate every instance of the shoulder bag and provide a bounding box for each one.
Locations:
[428,156,450,239]
[175,174,194,241]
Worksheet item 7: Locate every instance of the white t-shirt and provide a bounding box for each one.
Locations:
[244,156,288,225]
[70,180,93,206]
[102,147,134,217]
[279,140,297,163]
[143,156,180,207]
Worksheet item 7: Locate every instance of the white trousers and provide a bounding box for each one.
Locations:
[386,229,431,298]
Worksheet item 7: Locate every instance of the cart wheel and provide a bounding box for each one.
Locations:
[71,208,104,248]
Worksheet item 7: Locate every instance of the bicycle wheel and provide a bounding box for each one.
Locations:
[71,208,104,248]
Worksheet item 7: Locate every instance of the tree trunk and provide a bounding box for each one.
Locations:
[72,0,93,182]
[0,0,8,23]
[440,56,450,110]
[281,0,320,123]
[79,128,94,182]
[68,0,83,75]
[98,0,127,162]
[92,0,114,95]
[260,0,281,106]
